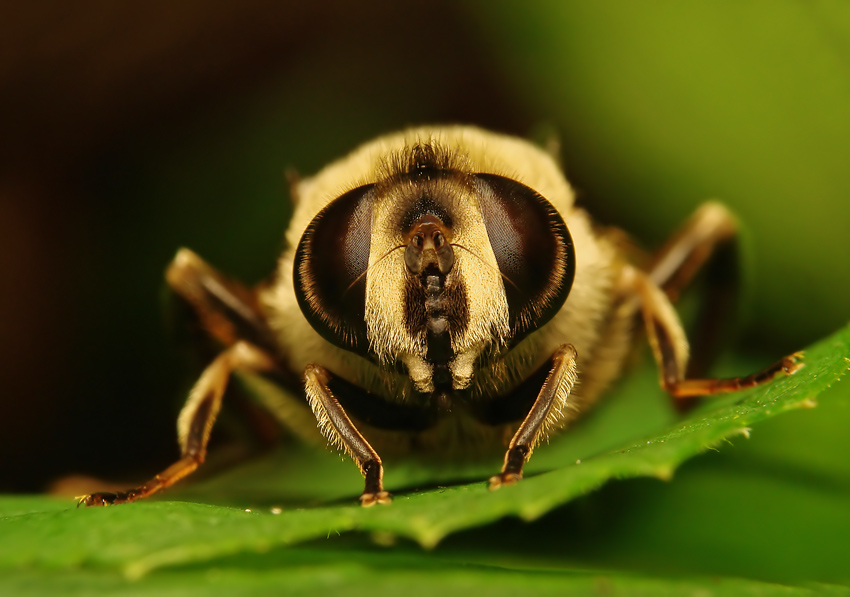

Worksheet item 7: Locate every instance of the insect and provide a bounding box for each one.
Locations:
[79,125,802,507]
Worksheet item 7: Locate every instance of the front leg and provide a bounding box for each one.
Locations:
[489,344,579,489]
[304,364,392,506]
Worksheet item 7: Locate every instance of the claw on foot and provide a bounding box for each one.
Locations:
[77,492,117,508]
[488,472,522,491]
[783,352,805,375]
[76,490,139,508]
[359,491,392,507]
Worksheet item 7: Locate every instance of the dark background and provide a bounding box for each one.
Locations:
[1,2,848,493]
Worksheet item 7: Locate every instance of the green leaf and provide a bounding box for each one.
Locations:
[3,548,849,596]
[1,324,847,589]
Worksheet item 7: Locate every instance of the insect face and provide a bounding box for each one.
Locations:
[293,142,575,401]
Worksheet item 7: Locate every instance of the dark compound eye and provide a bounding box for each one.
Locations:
[294,184,375,355]
[474,174,575,342]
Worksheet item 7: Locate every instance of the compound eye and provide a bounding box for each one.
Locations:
[475,174,575,342]
[294,184,375,354]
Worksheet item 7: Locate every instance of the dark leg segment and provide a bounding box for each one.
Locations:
[304,364,391,506]
[489,344,578,490]
[498,445,530,480]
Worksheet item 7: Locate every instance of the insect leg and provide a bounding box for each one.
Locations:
[489,344,579,489]
[166,248,284,359]
[304,364,392,507]
[648,202,738,296]
[648,202,742,379]
[78,341,276,506]
[632,269,802,400]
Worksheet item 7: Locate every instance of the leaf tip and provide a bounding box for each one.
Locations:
[370,530,398,547]
[415,530,446,550]
[653,465,675,482]
[123,561,153,582]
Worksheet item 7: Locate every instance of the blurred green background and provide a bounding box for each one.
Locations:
[1,0,848,586]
